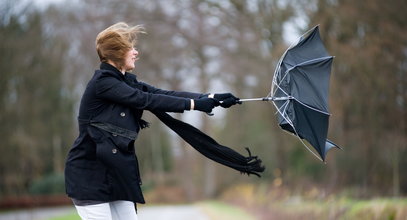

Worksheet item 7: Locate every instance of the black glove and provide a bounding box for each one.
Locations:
[194,98,220,113]
[213,93,241,108]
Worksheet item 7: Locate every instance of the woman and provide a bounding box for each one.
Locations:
[64,22,240,219]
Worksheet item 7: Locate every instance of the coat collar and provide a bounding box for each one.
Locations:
[100,62,126,79]
[99,62,139,83]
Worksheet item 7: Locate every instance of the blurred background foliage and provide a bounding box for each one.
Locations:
[0,0,406,205]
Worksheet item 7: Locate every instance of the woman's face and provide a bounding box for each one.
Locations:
[123,47,139,72]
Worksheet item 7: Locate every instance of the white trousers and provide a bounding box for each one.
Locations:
[75,200,138,220]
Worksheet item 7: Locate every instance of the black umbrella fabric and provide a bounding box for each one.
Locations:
[272,26,340,161]
[240,26,340,161]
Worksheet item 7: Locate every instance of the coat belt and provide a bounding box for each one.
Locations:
[78,118,138,140]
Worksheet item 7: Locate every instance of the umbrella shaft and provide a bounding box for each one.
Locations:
[239,97,270,102]
[239,97,291,102]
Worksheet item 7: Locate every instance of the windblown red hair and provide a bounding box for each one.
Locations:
[96,22,144,68]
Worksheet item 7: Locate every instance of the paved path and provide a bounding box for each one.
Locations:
[0,205,210,220]
[139,205,209,220]
[0,207,74,220]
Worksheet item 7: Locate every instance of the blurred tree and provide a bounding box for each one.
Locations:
[0,3,75,196]
[306,0,407,196]
[205,0,297,184]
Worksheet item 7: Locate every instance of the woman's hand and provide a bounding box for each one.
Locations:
[193,98,220,113]
[211,93,241,108]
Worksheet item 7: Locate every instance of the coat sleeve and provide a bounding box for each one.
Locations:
[95,74,190,112]
[139,81,207,99]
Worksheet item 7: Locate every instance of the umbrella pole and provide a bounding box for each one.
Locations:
[239,96,292,102]
[239,97,271,102]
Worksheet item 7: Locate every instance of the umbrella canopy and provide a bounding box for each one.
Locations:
[271,26,340,161]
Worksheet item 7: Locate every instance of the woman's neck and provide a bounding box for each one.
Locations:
[106,60,125,75]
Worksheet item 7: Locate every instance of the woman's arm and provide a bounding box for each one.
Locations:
[138,81,206,99]
[96,74,190,112]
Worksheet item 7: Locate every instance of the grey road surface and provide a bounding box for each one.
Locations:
[139,205,209,220]
[0,207,74,220]
[0,205,210,220]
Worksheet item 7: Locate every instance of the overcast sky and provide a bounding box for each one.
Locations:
[28,0,304,44]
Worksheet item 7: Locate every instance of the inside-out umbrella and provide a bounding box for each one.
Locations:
[240,25,341,162]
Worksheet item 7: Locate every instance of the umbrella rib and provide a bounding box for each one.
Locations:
[271,49,289,95]
[295,56,333,67]
[296,132,324,162]
[272,101,294,128]
[272,76,291,98]
[273,99,289,115]
[292,97,331,115]
[272,61,290,97]
[278,56,332,89]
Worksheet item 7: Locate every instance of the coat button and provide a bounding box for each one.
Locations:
[112,133,117,137]
[120,112,126,117]
[112,148,117,154]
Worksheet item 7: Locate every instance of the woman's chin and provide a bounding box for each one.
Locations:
[126,66,135,72]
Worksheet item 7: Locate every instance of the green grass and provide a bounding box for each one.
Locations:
[197,200,257,220]
[339,198,407,220]
[48,212,80,220]
[261,197,407,220]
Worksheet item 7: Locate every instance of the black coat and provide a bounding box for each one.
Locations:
[64,63,202,204]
